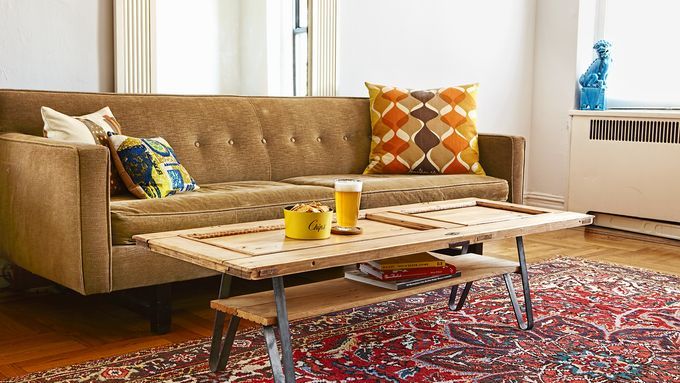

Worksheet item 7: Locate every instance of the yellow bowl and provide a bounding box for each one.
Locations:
[283,206,332,240]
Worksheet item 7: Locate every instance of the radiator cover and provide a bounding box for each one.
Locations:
[568,110,680,238]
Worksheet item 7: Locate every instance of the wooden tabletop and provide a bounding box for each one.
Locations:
[134,198,593,280]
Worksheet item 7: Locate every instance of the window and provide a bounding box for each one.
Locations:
[293,0,308,96]
[598,0,680,108]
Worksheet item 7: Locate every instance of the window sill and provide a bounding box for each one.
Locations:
[569,109,680,119]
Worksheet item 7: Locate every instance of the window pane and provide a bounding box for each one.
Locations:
[294,32,308,96]
[604,0,680,107]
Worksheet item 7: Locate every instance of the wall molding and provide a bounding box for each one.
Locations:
[114,0,156,93]
[309,0,337,96]
[524,192,566,210]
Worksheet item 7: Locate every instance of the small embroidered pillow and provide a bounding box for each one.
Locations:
[107,135,199,199]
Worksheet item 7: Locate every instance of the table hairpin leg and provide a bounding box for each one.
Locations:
[502,236,534,330]
[209,275,295,382]
[272,276,296,383]
[446,241,474,310]
[209,274,240,372]
[451,241,470,255]
[448,282,473,311]
[263,326,285,382]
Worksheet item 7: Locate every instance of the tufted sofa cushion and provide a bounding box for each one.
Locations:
[110,174,508,246]
[110,181,334,245]
[282,174,508,209]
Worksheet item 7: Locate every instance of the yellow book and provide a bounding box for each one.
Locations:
[367,252,445,271]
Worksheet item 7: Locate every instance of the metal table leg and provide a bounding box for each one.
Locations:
[272,276,296,383]
[448,281,473,311]
[263,326,286,383]
[502,236,534,330]
[213,317,240,372]
[209,274,238,372]
[446,241,473,310]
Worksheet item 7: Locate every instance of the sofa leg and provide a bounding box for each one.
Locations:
[149,283,172,334]
[3,262,53,291]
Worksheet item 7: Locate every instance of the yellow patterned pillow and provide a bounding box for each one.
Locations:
[364,82,485,175]
[108,135,199,199]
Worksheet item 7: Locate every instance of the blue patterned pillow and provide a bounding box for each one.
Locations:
[107,135,199,199]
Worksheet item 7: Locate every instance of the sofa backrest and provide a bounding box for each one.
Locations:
[0,90,372,183]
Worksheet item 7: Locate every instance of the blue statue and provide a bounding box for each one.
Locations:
[579,40,611,110]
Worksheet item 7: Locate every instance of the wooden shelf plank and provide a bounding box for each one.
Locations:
[210,254,519,326]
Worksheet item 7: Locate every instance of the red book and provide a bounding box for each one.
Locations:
[358,263,457,281]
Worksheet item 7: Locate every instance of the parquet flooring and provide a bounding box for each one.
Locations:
[0,227,678,379]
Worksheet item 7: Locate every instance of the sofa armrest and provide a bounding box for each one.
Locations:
[478,133,526,204]
[0,133,111,294]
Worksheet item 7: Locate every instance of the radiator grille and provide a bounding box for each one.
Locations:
[589,119,680,143]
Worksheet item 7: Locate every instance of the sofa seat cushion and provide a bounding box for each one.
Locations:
[110,181,334,245]
[282,174,508,209]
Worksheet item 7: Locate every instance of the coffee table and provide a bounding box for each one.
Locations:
[135,198,592,382]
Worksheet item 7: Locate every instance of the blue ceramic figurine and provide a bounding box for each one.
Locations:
[579,40,611,110]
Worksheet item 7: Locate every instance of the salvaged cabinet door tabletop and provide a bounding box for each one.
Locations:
[134,198,593,280]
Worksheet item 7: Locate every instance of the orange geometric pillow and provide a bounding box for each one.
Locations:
[364,82,485,175]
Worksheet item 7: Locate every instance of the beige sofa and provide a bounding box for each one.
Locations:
[0,89,524,329]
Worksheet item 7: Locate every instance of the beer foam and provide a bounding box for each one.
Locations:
[334,179,363,192]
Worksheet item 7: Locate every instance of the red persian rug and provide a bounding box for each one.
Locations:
[6,258,679,383]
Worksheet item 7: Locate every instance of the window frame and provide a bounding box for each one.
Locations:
[292,0,308,96]
[592,0,680,109]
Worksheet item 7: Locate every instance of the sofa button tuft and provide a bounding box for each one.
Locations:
[290,137,296,143]
[343,135,349,141]
[316,137,322,142]
[194,141,201,147]
[228,139,234,145]
[261,138,267,144]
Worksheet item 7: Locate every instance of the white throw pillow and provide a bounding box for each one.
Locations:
[41,106,122,145]
[41,106,126,195]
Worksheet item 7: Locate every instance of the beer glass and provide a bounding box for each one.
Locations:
[334,179,363,230]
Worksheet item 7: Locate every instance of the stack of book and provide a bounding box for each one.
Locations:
[344,252,460,290]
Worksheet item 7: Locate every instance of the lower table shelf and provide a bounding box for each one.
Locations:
[211,253,520,326]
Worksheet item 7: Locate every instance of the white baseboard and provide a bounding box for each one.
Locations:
[523,192,566,210]
[593,213,680,240]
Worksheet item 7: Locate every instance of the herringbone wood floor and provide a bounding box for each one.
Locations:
[0,227,678,379]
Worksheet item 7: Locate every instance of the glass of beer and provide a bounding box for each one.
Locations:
[334,179,363,230]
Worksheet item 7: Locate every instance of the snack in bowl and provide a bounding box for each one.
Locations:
[289,202,331,213]
[284,202,333,240]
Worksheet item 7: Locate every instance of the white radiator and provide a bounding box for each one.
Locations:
[568,110,680,240]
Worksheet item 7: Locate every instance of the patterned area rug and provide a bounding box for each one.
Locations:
[6,258,679,383]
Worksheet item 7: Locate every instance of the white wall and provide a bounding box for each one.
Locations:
[337,0,598,207]
[336,0,537,141]
[0,0,113,92]
[525,0,582,207]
